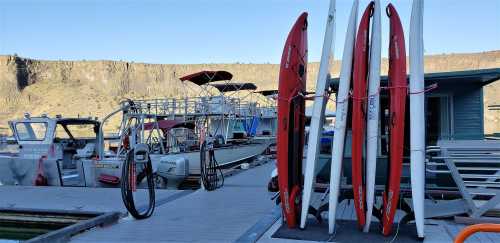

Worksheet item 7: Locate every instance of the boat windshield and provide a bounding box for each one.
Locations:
[55,124,97,139]
[14,122,48,141]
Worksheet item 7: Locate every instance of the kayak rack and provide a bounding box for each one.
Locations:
[426,140,500,224]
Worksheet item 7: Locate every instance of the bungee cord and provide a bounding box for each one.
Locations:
[121,148,155,219]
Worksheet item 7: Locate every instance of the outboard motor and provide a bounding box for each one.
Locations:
[134,144,149,164]
[157,156,189,186]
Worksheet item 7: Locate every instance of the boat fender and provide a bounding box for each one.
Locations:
[98,174,120,185]
[240,163,250,170]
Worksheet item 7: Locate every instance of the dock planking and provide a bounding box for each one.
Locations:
[71,162,276,242]
[0,185,182,215]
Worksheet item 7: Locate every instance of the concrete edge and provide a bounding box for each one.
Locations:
[234,205,282,243]
[26,211,121,243]
[0,207,104,216]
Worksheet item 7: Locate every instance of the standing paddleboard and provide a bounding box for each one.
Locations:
[277,12,308,229]
[410,0,425,239]
[300,0,336,230]
[381,3,407,236]
[351,1,374,229]
[328,0,358,234]
[363,0,382,233]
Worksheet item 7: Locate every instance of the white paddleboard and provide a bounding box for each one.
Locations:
[328,0,358,234]
[363,0,381,233]
[300,0,337,229]
[410,0,425,239]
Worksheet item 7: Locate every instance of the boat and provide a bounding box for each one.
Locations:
[0,114,102,186]
[90,71,276,188]
[0,71,276,189]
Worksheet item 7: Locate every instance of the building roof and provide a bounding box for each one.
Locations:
[329,68,500,89]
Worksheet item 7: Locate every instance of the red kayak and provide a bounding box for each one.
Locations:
[381,3,407,236]
[351,2,374,229]
[277,12,308,228]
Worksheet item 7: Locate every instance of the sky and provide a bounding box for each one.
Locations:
[0,0,499,64]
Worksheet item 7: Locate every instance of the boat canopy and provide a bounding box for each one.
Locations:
[142,120,195,133]
[179,71,233,85]
[209,83,257,93]
[255,90,278,97]
[56,118,100,126]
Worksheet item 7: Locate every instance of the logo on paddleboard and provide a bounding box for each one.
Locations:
[385,190,394,219]
[339,104,347,122]
[368,96,377,120]
[363,30,368,52]
[284,190,290,212]
[285,46,292,69]
[394,37,400,59]
[358,186,364,211]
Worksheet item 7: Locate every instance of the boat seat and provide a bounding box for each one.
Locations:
[74,143,95,159]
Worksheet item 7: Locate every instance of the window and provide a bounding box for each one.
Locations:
[15,122,48,141]
[55,124,97,139]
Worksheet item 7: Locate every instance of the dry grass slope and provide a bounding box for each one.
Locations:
[0,50,499,134]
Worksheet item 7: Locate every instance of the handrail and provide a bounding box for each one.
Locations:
[454,223,500,243]
[98,105,126,159]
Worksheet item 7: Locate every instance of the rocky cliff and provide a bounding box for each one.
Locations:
[0,50,499,134]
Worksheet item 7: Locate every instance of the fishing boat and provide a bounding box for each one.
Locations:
[0,114,101,186]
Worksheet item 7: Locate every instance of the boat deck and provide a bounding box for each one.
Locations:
[1,160,499,242]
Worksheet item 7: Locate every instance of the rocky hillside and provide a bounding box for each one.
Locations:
[0,50,499,134]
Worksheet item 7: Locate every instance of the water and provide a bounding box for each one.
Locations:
[0,222,62,242]
[0,211,97,242]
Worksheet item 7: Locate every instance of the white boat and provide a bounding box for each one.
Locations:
[0,115,102,186]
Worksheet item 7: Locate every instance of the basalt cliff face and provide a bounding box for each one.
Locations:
[0,50,499,134]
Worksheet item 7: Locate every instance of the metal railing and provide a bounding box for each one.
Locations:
[426,140,500,218]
